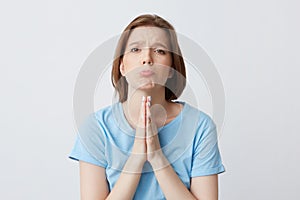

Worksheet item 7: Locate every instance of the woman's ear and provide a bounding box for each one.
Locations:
[120,60,125,76]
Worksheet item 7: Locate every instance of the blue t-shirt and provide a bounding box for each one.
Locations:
[69,102,225,199]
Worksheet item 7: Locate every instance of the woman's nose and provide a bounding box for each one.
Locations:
[141,49,153,66]
[142,60,153,65]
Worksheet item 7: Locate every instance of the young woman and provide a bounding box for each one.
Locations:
[70,14,225,200]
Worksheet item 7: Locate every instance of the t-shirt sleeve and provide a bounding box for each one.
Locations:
[190,114,225,177]
[69,113,107,168]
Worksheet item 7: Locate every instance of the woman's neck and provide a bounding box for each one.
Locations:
[122,85,169,128]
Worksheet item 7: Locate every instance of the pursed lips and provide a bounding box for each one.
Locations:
[140,69,154,77]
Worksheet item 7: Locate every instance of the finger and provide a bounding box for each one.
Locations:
[146,96,157,138]
[146,96,152,137]
[136,96,146,139]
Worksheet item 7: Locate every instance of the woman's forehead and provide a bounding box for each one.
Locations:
[127,26,170,47]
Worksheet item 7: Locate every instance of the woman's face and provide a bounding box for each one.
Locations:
[120,26,173,90]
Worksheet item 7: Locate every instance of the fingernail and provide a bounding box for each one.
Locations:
[147,96,151,102]
[142,96,146,102]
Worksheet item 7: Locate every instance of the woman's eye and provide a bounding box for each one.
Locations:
[154,49,166,55]
[130,48,140,53]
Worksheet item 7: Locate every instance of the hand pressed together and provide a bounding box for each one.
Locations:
[130,96,167,171]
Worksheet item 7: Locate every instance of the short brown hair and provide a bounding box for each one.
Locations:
[111,14,186,102]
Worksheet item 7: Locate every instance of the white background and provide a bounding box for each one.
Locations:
[1,0,299,199]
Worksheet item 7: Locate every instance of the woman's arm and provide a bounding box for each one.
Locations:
[146,100,218,199]
[79,161,109,200]
[145,101,196,199]
[190,175,218,200]
[105,155,145,200]
[79,99,148,200]
[147,153,195,200]
[150,155,219,200]
[79,156,144,200]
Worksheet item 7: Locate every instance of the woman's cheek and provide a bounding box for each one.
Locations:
[124,56,139,70]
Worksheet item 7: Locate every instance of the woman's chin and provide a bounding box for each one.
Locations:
[128,79,156,90]
[138,82,155,90]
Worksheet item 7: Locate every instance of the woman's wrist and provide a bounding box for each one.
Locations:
[148,150,170,171]
[123,154,146,174]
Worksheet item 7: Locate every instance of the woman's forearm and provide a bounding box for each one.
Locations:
[105,156,144,200]
[152,155,197,200]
